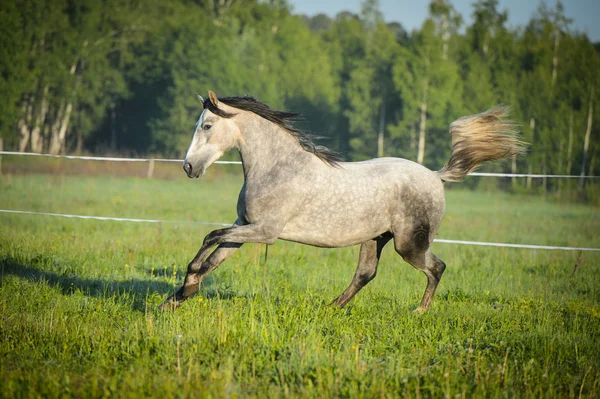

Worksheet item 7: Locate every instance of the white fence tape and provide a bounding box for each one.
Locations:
[467,172,598,178]
[1,209,598,252]
[0,209,230,227]
[0,151,240,165]
[433,239,598,252]
[1,151,599,179]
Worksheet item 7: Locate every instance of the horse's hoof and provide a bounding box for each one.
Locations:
[159,297,182,312]
[328,297,344,309]
[413,306,428,313]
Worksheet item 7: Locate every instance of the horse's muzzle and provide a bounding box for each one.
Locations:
[183,161,193,178]
[183,161,204,178]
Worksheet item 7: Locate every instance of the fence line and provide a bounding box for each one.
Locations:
[0,151,240,165]
[1,208,598,252]
[467,172,598,178]
[1,151,598,179]
[0,209,231,226]
[433,239,597,252]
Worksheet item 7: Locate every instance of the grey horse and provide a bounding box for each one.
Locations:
[160,90,525,312]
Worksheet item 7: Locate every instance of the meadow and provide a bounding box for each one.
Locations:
[1,167,599,398]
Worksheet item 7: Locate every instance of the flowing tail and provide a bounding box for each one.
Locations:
[437,106,527,182]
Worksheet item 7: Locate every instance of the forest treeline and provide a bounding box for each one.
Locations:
[1,0,598,189]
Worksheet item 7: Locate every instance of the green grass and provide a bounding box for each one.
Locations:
[1,172,599,398]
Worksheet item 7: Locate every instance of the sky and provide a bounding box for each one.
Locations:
[289,0,600,42]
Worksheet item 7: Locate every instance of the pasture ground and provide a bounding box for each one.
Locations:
[1,171,599,398]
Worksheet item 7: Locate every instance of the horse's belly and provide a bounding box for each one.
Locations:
[279,229,382,248]
[279,211,390,248]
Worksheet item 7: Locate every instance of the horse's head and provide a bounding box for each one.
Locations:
[183,90,241,178]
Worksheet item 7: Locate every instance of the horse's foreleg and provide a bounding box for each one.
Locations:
[160,223,280,311]
[201,223,280,248]
[331,234,392,308]
[159,242,242,311]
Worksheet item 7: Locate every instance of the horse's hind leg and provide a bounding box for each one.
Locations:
[331,234,392,308]
[397,246,446,312]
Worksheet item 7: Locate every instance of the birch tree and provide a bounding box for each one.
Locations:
[393,1,462,167]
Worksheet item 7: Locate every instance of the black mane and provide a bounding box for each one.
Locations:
[203,96,342,166]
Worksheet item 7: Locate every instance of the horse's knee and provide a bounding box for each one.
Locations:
[356,269,377,286]
[203,229,223,246]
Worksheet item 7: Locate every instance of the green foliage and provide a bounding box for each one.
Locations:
[145,1,340,156]
[391,2,463,168]
[1,172,599,397]
[0,1,35,141]
[0,0,153,153]
[345,22,401,160]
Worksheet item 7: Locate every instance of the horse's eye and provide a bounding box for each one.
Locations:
[203,124,212,131]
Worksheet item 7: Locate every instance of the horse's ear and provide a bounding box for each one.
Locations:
[196,93,204,104]
[208,90,219,107]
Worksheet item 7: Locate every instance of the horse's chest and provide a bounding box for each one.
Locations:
[236,184,298,225]
[235,186,266,224]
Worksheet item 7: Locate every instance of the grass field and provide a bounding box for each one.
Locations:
[1,170,599,398]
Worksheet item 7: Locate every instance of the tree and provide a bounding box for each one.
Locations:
[321,11,366,157]
[148,0,340,156]
[3,0,151,154]
[343,1,402,160]
[393,0,462,167]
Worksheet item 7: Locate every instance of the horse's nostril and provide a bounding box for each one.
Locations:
[183,162,192,175]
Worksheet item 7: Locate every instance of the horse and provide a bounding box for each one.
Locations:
[160,90,525,312]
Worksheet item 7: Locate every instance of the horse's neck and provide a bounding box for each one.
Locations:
[237,117,313,179]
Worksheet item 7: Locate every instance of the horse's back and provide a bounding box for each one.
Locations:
[340,157,444,200]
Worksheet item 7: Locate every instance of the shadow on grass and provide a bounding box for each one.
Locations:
[0,255,189,312]
[0,255,252,312]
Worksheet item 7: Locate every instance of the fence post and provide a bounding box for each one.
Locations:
[0,138,3,176]
[147,159,154,178]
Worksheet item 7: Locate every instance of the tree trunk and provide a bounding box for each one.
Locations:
[30,86,49,153]
[43,124,50,153]
[566,108,574,174]
[110,105,117,152]
[557,138,564,195]
[511,155,517,185]
[551,29,560,87]
[18,98,33,152]
[417,73,429,165]
[527,117,535,189]
[579,87,594,189]
[542,161,547,194]
[558,138,564,175]
[30,128,43,153]
[49,102,64,154]
[417,100,427,164]
[409,123,417,155]
[48,60,79,155]
[49,102,73,155]
[377,103,385,158]
[76,131,83,154]
[441,13,449,61]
